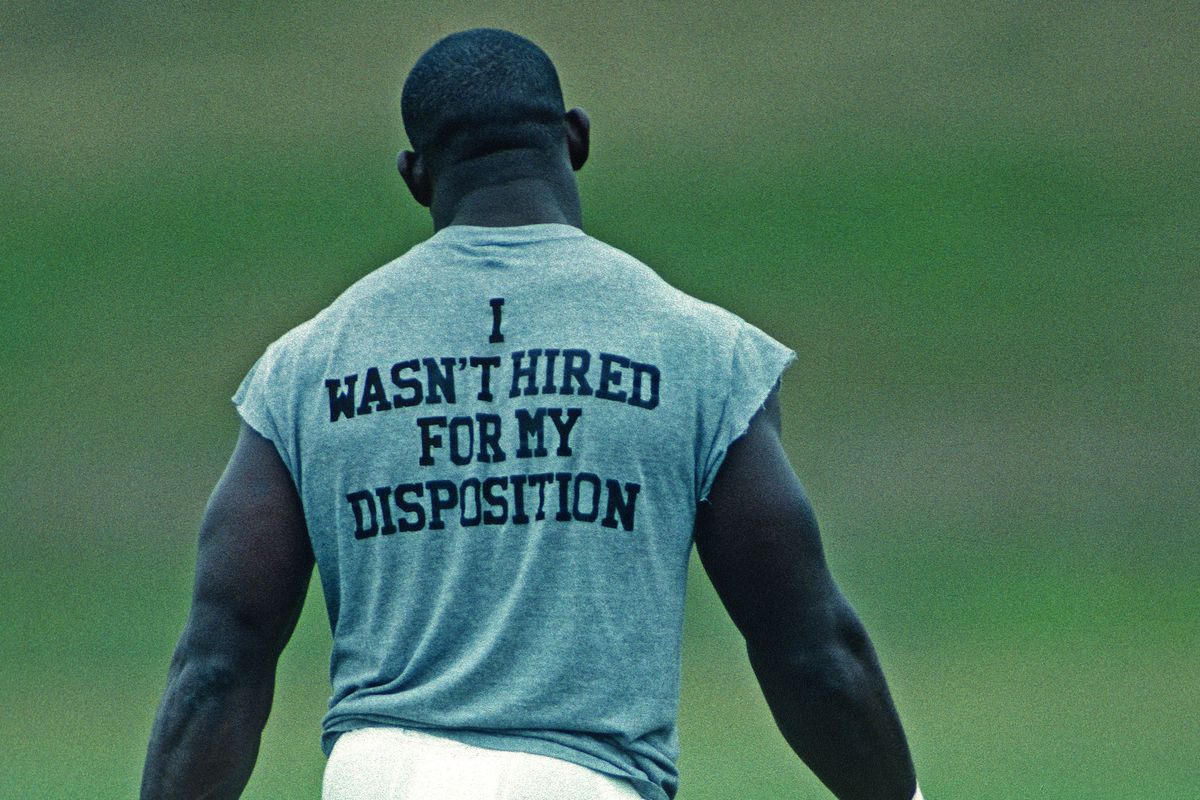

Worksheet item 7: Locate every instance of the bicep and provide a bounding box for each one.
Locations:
[183,423,314,665]
[694,393,842,655]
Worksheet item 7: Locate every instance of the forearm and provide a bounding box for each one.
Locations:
[141,656,275,800]
[748,623,916,800]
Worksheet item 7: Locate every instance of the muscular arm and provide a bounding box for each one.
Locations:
[694,389,917,800]
[141,423,314,799]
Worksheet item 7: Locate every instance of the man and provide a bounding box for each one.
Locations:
[142,28,921,800]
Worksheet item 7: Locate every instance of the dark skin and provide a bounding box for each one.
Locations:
[397,107,591,230]
[141,423,312,799]
[142,107,917,799]
[695,389,917,799]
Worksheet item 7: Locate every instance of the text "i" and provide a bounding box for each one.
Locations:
[489,298,505,343]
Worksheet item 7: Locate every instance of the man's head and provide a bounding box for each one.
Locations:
[402,28,565,157]
[397,29,588,220]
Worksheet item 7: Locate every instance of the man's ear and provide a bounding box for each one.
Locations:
[565,108,590,172]
[397,150,432,207]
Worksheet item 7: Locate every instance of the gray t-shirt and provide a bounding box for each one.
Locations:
[233,223,794,800]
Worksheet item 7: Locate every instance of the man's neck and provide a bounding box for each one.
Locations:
[429,149,582,231]
[436,177,580,230]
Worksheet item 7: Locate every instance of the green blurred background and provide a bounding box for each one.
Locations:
[2,2,1196,797]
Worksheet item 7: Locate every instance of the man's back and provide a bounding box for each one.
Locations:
[235,223,793,799]
[140,28,918,800]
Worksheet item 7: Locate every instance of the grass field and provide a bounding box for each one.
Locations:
[2,3,1197,798]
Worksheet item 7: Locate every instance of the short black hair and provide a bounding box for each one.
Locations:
[402,29,566,160]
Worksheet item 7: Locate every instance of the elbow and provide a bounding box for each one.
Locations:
[168,603,280,690]
[186,654,243,692]
[748,603,878,694]
[167,652,246,710]
[166,634,272,709]
[750,639,866,701]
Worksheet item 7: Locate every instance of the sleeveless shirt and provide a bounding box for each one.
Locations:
[233,223,795,800]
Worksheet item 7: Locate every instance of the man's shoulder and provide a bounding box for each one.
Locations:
[268,248,422,349]
[579,233,748,334]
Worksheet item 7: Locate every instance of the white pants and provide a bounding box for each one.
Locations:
[323,726,642,800]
